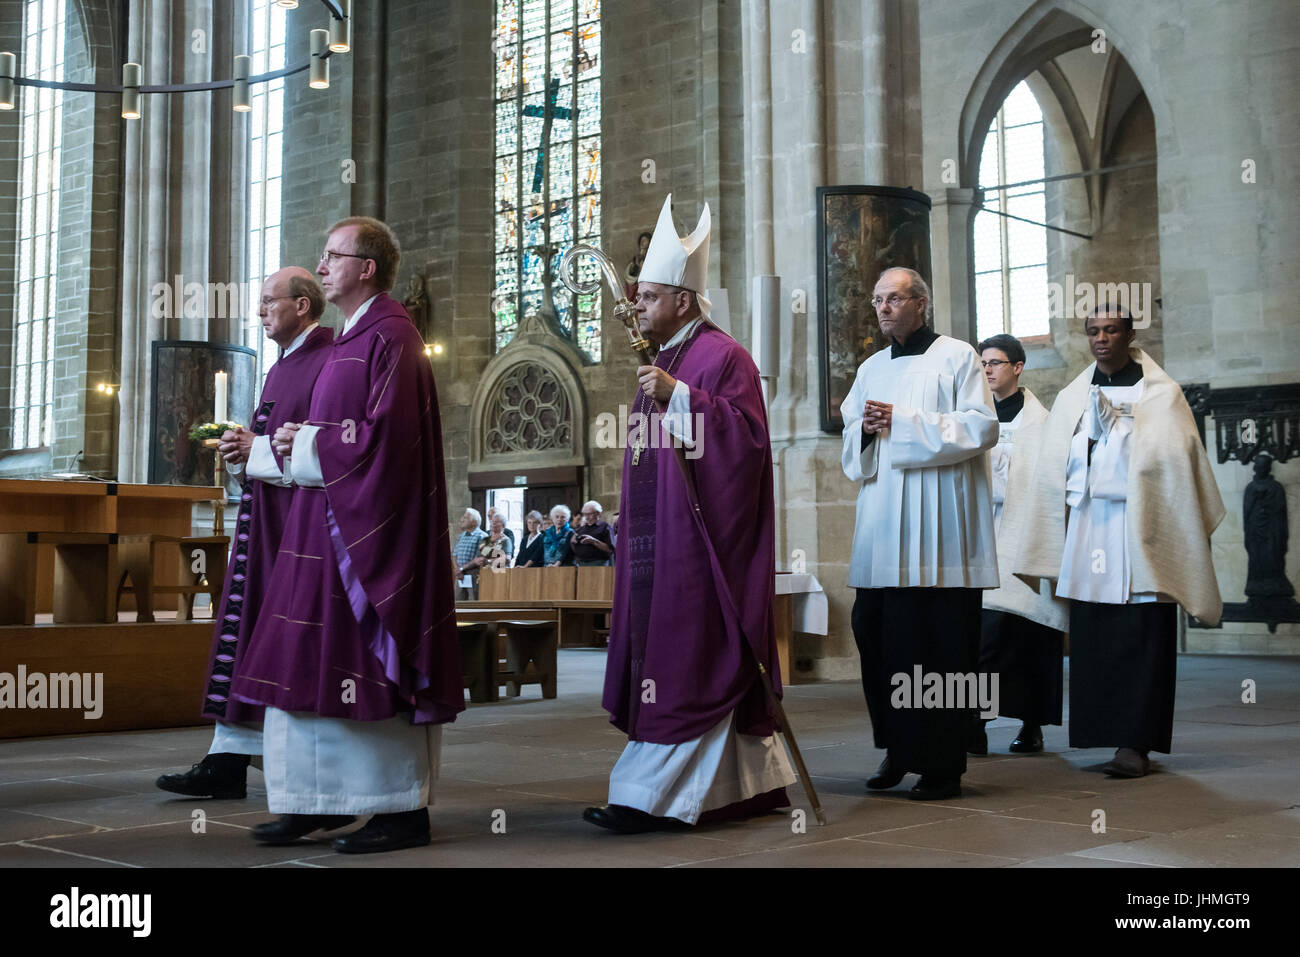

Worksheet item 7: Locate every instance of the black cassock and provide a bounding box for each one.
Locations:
[853,587,983,779]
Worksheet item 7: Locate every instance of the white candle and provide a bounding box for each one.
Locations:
[214,371,228,423]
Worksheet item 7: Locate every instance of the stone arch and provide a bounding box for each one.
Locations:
[469,341,587,472]
[953,0,1165,392]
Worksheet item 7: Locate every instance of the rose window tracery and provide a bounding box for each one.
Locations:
[484,363,573,454]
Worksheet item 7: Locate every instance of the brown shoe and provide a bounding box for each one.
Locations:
[1101,747,1150,778]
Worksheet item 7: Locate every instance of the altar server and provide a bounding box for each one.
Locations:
[842,267,999,801]
[1016,305,1224,777]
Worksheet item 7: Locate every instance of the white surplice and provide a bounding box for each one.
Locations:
[840,334,1000,588]
[263,707,442,814]
[1056,382,1163,605]
[607,710,796,824]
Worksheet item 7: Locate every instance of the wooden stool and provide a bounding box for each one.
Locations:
[458,621,497,703]
[500,619,559,699]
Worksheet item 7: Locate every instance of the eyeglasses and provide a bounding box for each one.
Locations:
[319,250,370,267]
[870,294,918,310]
[980,359,1012,369]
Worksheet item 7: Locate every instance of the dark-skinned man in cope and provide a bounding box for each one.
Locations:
[1013,303,1224,778]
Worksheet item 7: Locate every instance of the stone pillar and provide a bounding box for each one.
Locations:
[930,187,979,341]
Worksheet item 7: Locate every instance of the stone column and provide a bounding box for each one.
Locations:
[930,187,979,341]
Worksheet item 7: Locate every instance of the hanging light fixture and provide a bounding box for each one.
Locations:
[121,62,141,119]
[329,0,352,54]
[0,52,15,111]
[232,54,250,111]
[309,29,329,89]
[4,3,352,123]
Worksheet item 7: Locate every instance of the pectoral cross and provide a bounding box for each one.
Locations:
[632,438,644,466]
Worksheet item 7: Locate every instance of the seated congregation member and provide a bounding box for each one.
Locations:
[515,510,546,567]
[569,500,615,566]
[543,504,574,566]
[969,333,1068,756]
[1015,303,1224,778]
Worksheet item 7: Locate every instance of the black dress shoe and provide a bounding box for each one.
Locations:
[968,717,989,756]
[156,752,250,799]
[909,776,962,801]
[866,754,905,790]
[332,810,431,854]
[251,814,356,845]
[1009,723,1044,754]
[582,804,689,834]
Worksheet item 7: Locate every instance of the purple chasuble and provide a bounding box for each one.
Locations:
[201,325,333,723]
[231,293,464,725]
[603,324,782,744]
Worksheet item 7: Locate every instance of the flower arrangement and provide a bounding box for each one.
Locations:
[188,421,244,442]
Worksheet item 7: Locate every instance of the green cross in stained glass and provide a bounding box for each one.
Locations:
[523,76,573,194]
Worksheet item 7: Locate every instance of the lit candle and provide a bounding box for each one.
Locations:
[214,371,228,423]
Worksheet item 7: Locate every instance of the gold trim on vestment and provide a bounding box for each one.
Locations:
[373,574,413,607]
[347,511,396,550]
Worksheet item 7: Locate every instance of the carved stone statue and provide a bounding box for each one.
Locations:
[403,273,431,342]
[1243,452,1294,599]
[623,231,652,298]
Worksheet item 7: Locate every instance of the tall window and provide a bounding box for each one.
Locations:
[974,80,1049,343]
[11,0,65,450]
[493,0,602,361]
[244,0,286,386]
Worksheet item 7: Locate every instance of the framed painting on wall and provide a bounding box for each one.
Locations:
[149,340,257,496]
[816,185,933,433]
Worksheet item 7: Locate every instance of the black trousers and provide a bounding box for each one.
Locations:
[852,587,983,779]
[1068,600,1178,753]
[977,610,1064,725]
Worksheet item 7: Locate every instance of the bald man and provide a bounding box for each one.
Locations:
[157,267,335,800]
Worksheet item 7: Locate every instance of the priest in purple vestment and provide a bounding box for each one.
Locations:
[156,267,332,801]
[231,217,463,854]
[584,195,797,834]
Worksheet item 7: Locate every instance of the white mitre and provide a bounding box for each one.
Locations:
[638,193,713,319]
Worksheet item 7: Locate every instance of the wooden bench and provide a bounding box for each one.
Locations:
[456,607,561,702]
[116,534,229,622]
[0,532,120,624]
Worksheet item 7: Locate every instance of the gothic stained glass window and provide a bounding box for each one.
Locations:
[245,0,287,388]
[493,0,602,361]
[10,0,65,450]
[974,80,1049,343]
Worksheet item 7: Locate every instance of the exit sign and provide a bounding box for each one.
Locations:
[513,475,527,485]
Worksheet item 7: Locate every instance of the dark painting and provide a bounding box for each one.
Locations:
[817,186,933,432]
[149,340,257,494]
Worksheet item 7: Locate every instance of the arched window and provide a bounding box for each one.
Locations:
[10,0,65,450]
[244,0,287,386]
[973,80,1049,343]
[493,0,602,361]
